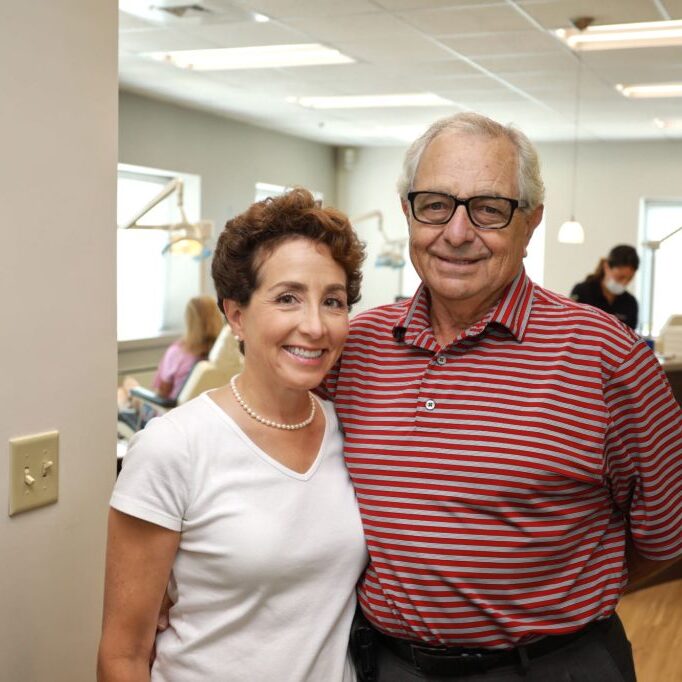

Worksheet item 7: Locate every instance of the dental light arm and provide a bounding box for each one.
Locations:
[120,178,212,257]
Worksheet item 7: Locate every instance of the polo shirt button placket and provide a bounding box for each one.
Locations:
[436,355,447,366]
[425,399,436,411]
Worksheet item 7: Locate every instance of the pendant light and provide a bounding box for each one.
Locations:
[558,17,592,244]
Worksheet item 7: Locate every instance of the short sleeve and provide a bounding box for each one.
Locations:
[111,415,192,531]
[153,342,182,387]
[603,338,682,560]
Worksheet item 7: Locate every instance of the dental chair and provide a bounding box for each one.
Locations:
[117,325,243,458]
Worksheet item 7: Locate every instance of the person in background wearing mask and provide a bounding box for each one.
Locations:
[570,244,640,330]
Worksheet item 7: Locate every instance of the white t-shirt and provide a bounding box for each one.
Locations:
[112,393,368,682]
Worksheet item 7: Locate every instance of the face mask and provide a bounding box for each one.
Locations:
[604,278,626,296]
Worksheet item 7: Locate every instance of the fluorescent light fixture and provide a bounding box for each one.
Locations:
[555,19,682,51]
[144,44,354,70]
[253,12,270,22]
[287,93,454,109]
[654,117,682,129]
[616,82,682,98]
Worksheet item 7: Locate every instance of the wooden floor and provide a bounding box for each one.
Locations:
[617,578,682,682]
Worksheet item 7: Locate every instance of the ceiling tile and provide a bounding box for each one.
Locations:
[399,4,535,35]
[520,0,663,30]
[232,0,380,18]
[336,36,458,63]
[119,11,157,31]
[580,46,682,70]
[119,28,214,53]
[473,51,576,73]
[660,0,682,19]
[182,20,308,46]
[283,12,421,43]
[374,1,507,9]
[294,59,478,85]
[439,29,564,57]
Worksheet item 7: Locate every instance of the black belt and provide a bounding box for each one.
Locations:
[377,616,612,676]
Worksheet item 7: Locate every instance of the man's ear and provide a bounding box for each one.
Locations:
[525,204,544,242]
[401,197,409,218]
[222,299,244,341]
[522,204,544,257]
[401,197,412,228]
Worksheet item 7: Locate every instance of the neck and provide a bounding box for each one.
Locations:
[428,290,503,347]
[236,369,313,423]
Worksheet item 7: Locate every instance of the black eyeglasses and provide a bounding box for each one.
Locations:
[407,191,526,230]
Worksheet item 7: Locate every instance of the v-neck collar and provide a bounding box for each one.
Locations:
[201,392,331,481]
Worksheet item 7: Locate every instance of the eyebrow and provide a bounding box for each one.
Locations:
[268,281,347,294]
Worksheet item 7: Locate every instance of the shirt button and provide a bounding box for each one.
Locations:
[425,399,436,411]
[436,355,446,365]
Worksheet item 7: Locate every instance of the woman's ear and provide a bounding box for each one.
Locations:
[222,299,244,341]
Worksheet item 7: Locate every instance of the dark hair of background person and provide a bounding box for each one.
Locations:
[211,188,365,315]
[587,244,640,282]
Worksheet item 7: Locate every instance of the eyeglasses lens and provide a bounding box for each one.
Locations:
[469,197,513,228]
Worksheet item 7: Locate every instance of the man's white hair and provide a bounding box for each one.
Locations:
[397,112,545,211]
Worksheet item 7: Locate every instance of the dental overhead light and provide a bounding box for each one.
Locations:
[352,210,407,269]
[120,178,212,259]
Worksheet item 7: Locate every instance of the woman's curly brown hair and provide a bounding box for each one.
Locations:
[212,188,365,311]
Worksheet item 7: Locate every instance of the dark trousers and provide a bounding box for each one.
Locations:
[353,615,636,682]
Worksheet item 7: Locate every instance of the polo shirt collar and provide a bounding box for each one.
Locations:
[393,269,535,347]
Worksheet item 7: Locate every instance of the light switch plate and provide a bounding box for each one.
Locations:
[9,430,59,516]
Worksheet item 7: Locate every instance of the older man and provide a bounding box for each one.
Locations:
[328,113,682,681]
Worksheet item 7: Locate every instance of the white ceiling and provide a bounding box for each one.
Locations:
[119,0,682,145]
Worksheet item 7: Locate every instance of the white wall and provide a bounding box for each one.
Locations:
[336,139,682,310]
[537,140,682,297]
[119,91,338,296]
[0,2,118,680]
[336,146,410,313]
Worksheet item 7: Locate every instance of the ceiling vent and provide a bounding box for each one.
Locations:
[150,3,211,19]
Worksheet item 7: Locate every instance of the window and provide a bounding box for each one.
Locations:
[117,164,203,341]
[639,199,682,337]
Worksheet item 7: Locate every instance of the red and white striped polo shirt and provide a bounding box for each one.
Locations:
[326,270,682,648]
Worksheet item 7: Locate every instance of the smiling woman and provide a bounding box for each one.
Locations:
[98,189,367,682]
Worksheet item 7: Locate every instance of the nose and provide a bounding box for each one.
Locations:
[442,204,476,246]
[298,304,324,339]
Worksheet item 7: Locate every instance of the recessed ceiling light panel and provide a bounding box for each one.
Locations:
[616,82,682,98]
[555,19,682,51]
[144,44,354,70]
[654,118,682,129]
[287,93,455,109]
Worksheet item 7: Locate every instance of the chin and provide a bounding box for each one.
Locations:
[280,368,328,392]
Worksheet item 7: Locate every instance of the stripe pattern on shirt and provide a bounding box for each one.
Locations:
[327,271,682,648]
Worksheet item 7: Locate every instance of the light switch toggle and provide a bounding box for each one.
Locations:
[9,430,59,516]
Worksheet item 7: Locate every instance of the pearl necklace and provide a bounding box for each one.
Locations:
[230,374,316,431]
